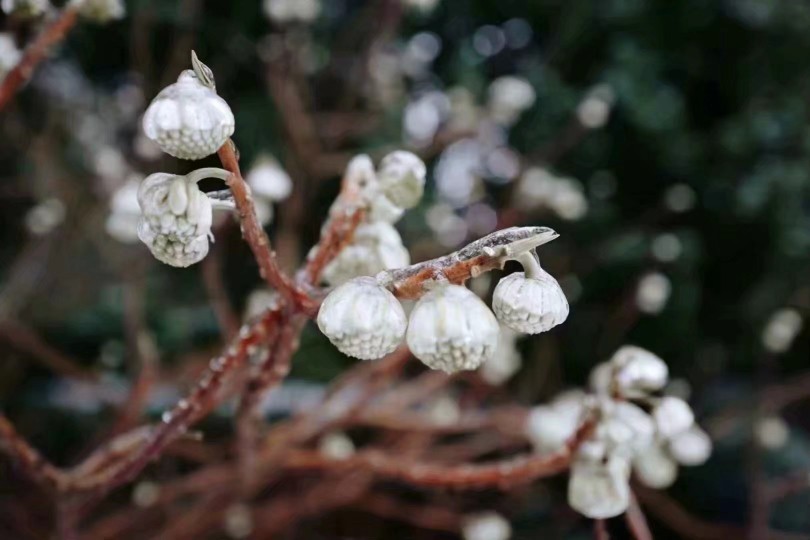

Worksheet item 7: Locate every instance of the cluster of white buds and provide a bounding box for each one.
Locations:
[72,0,125,22]
[0,33,21,80]
[263,0,320,24]
[487,76,536,126]
[246,154,293,225]
[142,53,234,160]
[319,227,569,375]
[525,345,711,519]
[321,152,425,286]
[1,0,48,17]
[136,168,234,267]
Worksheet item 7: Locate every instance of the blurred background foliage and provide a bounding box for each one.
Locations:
[1,0,810,538]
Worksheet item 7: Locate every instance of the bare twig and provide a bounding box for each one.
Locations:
[0,6,81,111]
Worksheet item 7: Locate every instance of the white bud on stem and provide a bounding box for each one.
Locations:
[317,277,407,360]
[406,284,499,373]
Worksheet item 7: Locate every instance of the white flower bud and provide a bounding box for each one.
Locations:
[598,401,655,457]
[368,193,405,223]
[317,277,407,360]
[588,361,613,395]
[318,432,355,460]
[322,222,410,285]
[480,326,522,385]
[376,151,426,209]
[635,272,671,314]
[568,455,631,519]
[137,172,214,267]
[633,443,678,488]
[142,70,235,160]
[106,177,142,243]
[668,426,712,466]
[610,345,669,397]
[525,400,582,454]
[462,512,512,540]
[246,155,292,201]
[406,284,499,373]
[74,0,125,22]
[653,397,694,438]
[492,256,569,334]
[2,0,47,17]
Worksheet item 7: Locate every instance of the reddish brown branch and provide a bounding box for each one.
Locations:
[625,493,653,540]
[0,413,66,492]
[0,6,80,111]
[284,416,596,489]
[381,226,558,299]
[217,141,315,313]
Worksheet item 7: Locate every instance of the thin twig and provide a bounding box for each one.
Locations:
[0,6,81,111]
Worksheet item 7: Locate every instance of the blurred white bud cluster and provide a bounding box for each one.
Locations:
[72,0,125,22]
[525,345,711,519]
[480,326,523,385]
[761,308,803,353]
[136,168,234,267]
[513,167,589,221]
[318,236,569,375]
[321,152,425,286]
[246,154,293,225]
[0,33,21,80]
[262,0,320,24]
[142,59,234,160]
[1,0,48,18]
[24,198,66,236]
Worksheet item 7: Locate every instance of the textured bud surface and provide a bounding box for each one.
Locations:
[492,271,569,334]
[317,277,407,360]
[143,71,235,160]
[322,222,410,285]
[406,284,499,373]
[137,172,213,267]
[377,151,426,209]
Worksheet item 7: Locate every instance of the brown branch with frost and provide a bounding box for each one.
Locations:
[0,6,81,111]
[379,226,559,299]
[217,141,315,312]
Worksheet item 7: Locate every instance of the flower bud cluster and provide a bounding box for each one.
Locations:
[513,167,588,221]
[321,152,425,286]
[319,228,569,375]
[136,168,233,267]
[525,345,711,519]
